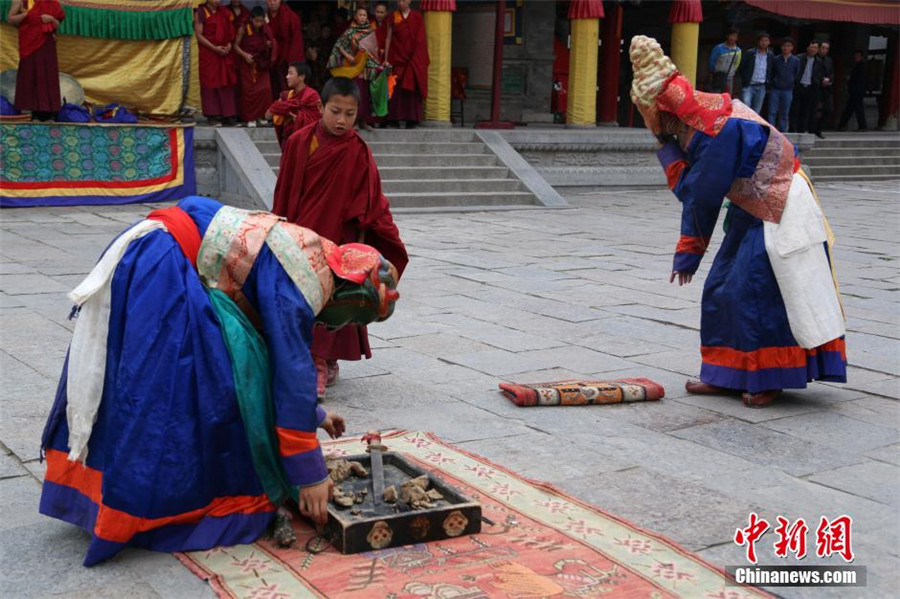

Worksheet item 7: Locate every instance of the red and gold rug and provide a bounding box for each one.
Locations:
[178,431,771,599]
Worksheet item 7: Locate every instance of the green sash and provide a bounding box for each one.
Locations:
[206,288,298,507]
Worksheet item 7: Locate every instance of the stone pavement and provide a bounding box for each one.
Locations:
[1,181,898,598]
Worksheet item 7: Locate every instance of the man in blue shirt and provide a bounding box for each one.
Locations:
[708,28,741,94]
[768,37,800,132]
[738,33,775,114]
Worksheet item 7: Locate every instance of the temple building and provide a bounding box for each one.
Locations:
[295,0,899,130]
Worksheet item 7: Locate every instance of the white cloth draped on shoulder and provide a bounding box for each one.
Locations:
[65,220,167,463]
[763,173,845,349]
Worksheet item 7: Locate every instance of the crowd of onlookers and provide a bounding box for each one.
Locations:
[195,0,428,133]
[708,28,870,137]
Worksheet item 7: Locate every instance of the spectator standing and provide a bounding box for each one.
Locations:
[226,0,248,30]
[708,28,741,94]
[816,41,835,137]
[7,0,65,121]
[768,37,799,132]
[381,0,429,128]
[267,0,304,97]
[795,40,824,135]
[234,6,276,126]
[838,50,869,131]
[739,33,774,114]
[195,0,237,127]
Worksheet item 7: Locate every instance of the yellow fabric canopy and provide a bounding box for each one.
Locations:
[0,24,200,115]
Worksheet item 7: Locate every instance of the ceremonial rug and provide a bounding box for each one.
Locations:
[178,431,772,599]
[0,122,195,207]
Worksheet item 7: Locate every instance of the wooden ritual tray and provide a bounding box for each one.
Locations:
[323,452,482,554]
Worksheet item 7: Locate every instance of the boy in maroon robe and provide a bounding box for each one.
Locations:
[381,0,428,127]
[195,0,237,126]
[266,62,322,147]
[234,6,276,125]
[273,77,408,398]
[267,0,304,97]
[8,0,65,121]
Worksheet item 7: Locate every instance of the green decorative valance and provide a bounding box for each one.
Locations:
[0,0,194,41]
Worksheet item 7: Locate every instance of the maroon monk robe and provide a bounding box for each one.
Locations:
[268,86,321,147]
[196,3,237,117]
[273,122,408,361]
[14,0,65,114]
[236,22,276,122]
[226,2,249,32]
[382,9,429,121]
[268,4,304,96]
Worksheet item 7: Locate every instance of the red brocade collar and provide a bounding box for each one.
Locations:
[656,74,733,137]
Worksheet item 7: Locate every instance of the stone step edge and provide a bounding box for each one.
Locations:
[393,204,567,214]
[260,153,493,159]
[387,190,535,197]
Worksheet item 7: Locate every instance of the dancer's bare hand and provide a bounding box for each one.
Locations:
[669,271,693,286]
[299,478,333,524]
[320,413,346,439]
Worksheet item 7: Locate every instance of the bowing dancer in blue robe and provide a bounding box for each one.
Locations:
[39,195,400,565]
[629,36,846,408]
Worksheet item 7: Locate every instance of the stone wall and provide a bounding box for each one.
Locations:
[501,129,817,188]
[193,127,218,198]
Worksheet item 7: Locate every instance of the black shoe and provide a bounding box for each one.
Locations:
[815,132,826,139]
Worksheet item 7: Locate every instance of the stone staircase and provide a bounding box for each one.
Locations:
[803,132,900,182]
[253,128,552,210]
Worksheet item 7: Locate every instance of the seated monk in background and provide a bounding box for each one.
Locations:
[266,62,322,147]
[273,77,408,399]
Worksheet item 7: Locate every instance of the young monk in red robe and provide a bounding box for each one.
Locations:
[267,0,304,97]
[195,0,237,126]
[8,0,65,121]
[234,6,276,125]
[381,0,428,127]
[266,62,322,147]
[273,77,408,398]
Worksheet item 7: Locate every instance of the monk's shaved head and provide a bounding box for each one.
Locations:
[322,77,361,106]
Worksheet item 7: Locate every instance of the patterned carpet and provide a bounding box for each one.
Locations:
[178,431,772,599]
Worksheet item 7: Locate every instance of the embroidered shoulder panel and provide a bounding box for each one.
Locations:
[265,223,334,315]
[725,101,794,224]
[197,206,281,297]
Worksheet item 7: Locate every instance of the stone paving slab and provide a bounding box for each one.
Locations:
[671,420,868,477]
[761,411,899,453]
[808,461,900,506]
[1,181,898,598]
[0,451,29,480]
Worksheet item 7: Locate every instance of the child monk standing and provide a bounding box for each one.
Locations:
[266,62,322,147]
[273,77,408,399]
[234,6,276,126]
[194,0,237,126]
[7,0,65,121]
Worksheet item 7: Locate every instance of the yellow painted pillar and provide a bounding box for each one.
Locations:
[567,18,600,127]
[671,22,700,87]
[424,11,452,124]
